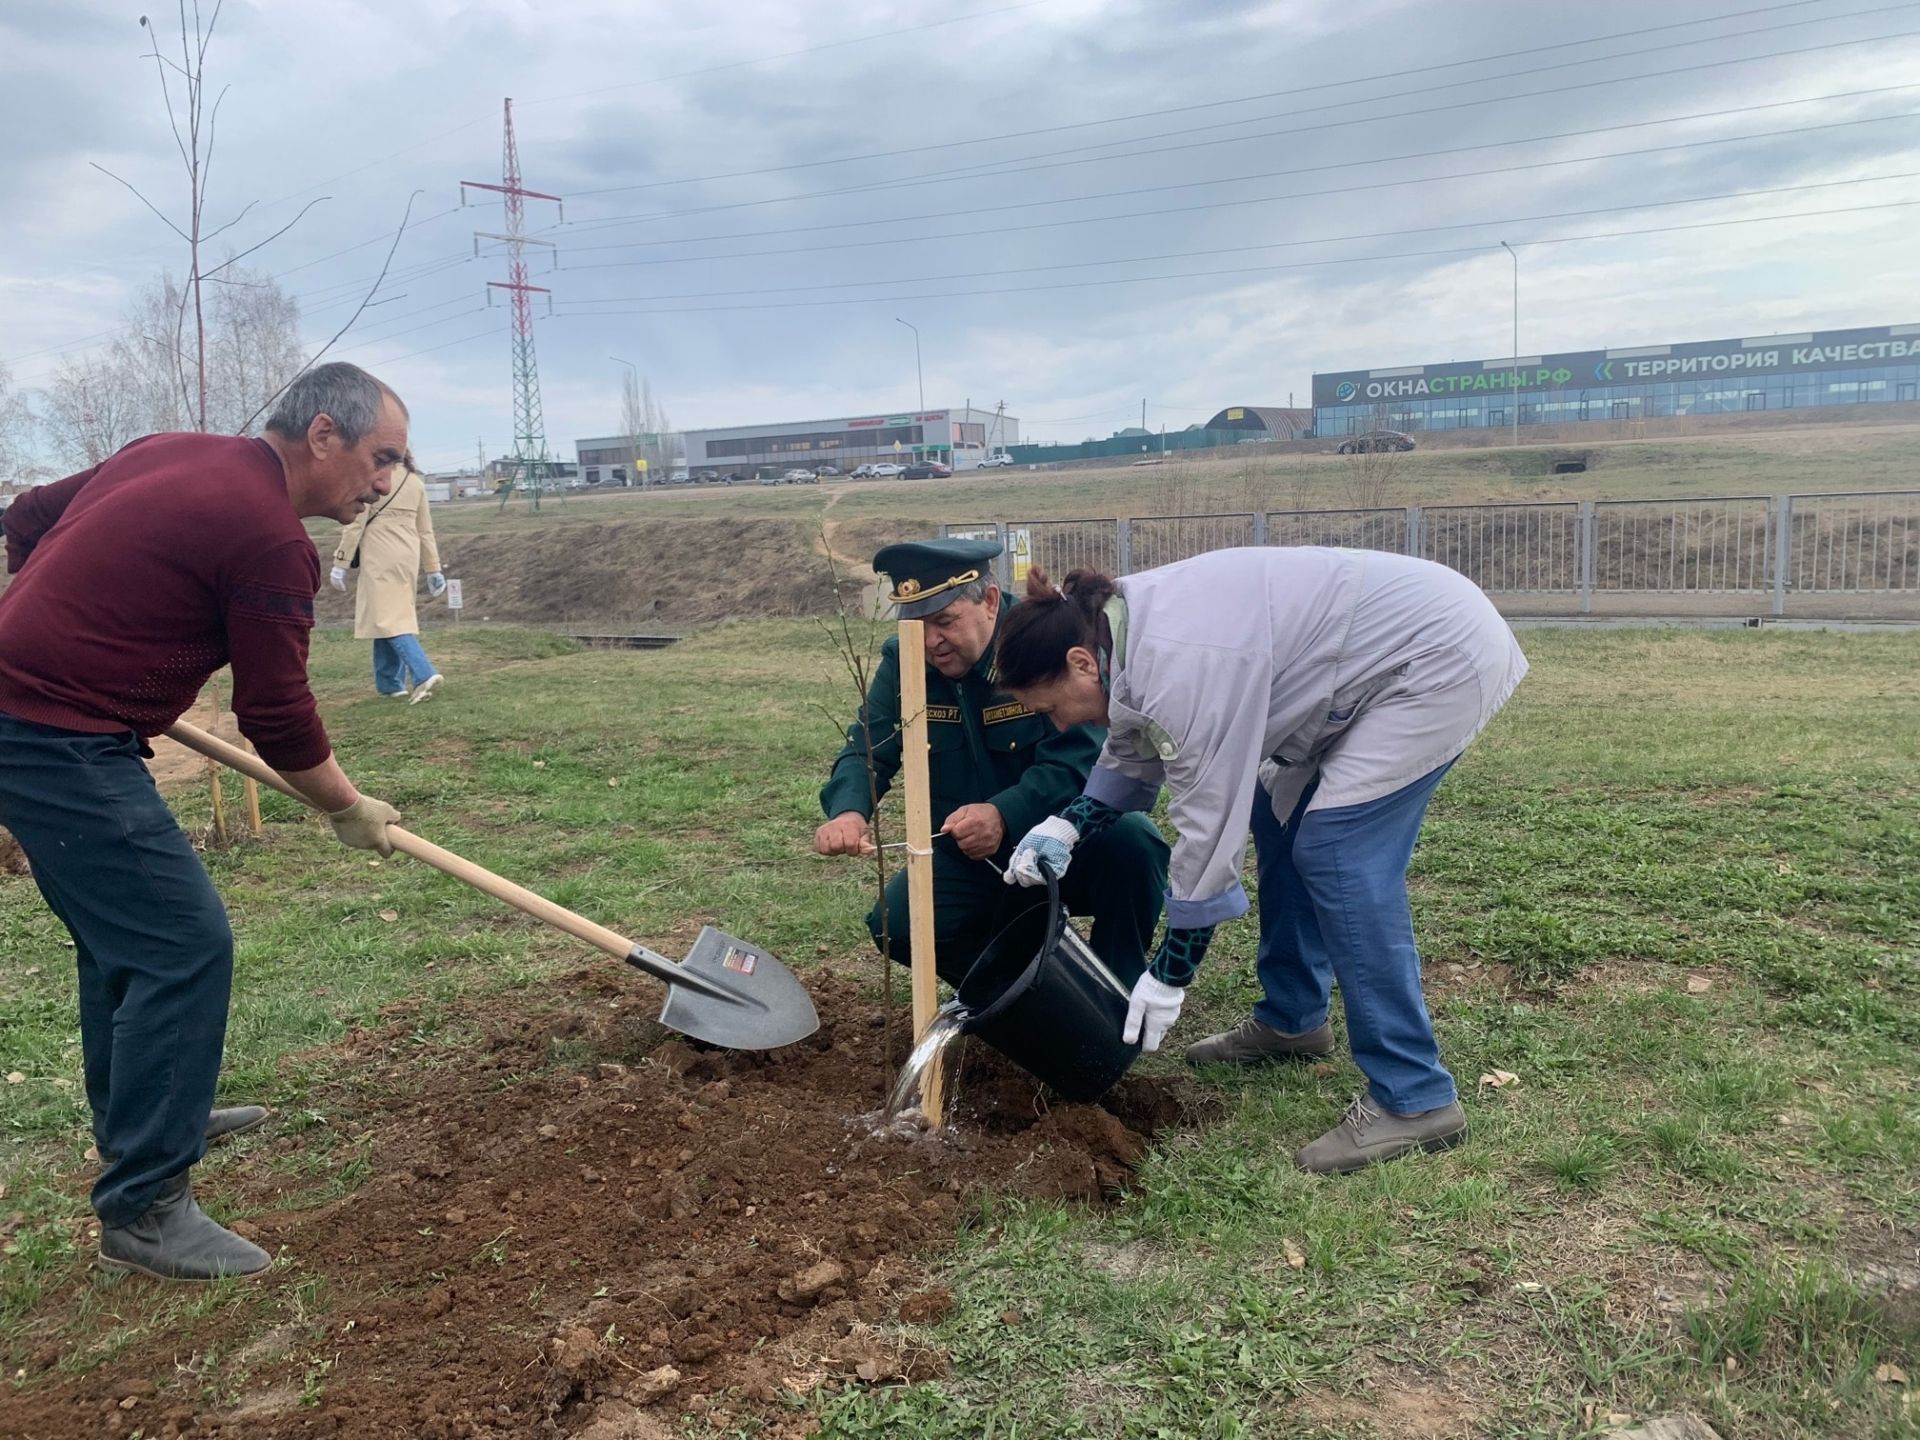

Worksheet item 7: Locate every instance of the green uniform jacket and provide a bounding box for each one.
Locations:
[820,598,1105,840]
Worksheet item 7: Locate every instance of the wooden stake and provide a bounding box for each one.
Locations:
[242,741,263,838]
[208,759,229,844]
[897,617,944,1127]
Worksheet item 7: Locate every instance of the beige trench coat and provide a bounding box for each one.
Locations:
[331,468,442,640]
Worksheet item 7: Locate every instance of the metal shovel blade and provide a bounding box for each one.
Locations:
[627,927,820,1051]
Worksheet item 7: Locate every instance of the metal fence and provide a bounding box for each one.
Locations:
[944,490,1920,619]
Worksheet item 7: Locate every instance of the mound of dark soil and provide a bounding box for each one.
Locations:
[1,967,1210,1439]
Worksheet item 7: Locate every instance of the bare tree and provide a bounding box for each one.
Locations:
[36,262,305,470]
[619,369,645,488]
[88,6,326,439]
[0,363,35,481]
[614,372,680,487]
[1339,406,1405,509]
[41,354,149,466]
[202,264,303,434]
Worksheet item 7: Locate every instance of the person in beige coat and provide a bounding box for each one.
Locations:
[330,455,447,703]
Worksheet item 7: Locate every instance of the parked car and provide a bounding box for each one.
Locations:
[694,470,720,484]
[813,465,840,477]
[850,463,879,478]
[977,453,1014,468]
[783,468,819,484]
[902,461,951,480]
[1336,430,1415,455]
[869,462,905,478]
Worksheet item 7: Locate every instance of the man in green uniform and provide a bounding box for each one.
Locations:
[816,539,1169,986]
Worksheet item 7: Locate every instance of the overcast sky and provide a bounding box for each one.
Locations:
[4,0,1918,465]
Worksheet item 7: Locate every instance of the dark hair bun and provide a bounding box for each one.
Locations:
[1060,568,1117,610]
[1022,566,1062,602]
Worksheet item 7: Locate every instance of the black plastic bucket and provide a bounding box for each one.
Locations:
[954,868,1141,1102]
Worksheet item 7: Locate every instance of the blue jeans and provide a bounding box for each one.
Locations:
[1249,762,1457,1114]
[0,713,234,1226]
[372,633,438,695]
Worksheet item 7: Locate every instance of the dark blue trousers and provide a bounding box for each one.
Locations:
[0,713,233,1226]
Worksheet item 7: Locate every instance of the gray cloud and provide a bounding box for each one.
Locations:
[3,0,1917,470]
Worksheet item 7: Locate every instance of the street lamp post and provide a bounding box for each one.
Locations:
[895,317,924,414]
[1499,242,1519,449]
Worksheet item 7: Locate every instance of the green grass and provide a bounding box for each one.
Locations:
[2,623,1917,1437]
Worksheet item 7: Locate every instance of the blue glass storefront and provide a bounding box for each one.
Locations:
[1312,323,1920,436]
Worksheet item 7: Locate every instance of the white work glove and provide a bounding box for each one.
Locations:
[329,566,348,591]
[426,572,448,598]
[327,795,401,856]
[1004,814,1080,887]
[1122,973,1186,1052]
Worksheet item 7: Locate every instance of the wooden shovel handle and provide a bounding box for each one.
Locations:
[164,720,636,963]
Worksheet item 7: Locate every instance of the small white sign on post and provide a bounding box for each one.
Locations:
[445,578,464,622]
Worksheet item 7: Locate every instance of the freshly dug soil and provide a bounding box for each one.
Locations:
[2,967,1211,1439]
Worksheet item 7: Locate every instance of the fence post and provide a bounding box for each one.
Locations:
[1405,506,1423,557]
[994,522,1012,590]
[1577,500,1595,615]
[1252,510,1268,547]
[1115,517,1132,576]
[1771,495,1792,617]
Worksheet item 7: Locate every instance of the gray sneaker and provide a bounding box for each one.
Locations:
[1185,1015,1335,1067]
[1295,1095,1467,1174]
[98,1173,270,1282]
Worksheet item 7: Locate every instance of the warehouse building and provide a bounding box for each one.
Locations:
[1202,405,1313,439]
[679,406,1019,473]
[1313,321,1920,437]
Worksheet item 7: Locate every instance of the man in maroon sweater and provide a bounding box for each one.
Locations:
[0,361,408,1281]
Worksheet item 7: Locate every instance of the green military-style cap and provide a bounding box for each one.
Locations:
[872,538,1003,619]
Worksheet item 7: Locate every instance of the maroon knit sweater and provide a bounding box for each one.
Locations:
[0,433,332,771]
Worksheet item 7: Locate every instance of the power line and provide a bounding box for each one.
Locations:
[198,2,1059,227]
[551,198,1920,316]
[99,8,1918,349]
[562,0,1864,196]
[549,108,1920,271]
[340,322,506,368]
[555,15,1920,233]
[519,0,1052,107]
[550,171,1920,304]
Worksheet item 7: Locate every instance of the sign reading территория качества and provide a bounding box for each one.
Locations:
[1311,321,1920,406]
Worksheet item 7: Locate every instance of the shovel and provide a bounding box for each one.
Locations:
[165,721,819,1052]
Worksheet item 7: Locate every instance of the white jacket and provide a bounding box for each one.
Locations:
[1082,547,1528,928]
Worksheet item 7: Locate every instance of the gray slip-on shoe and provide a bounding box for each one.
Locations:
[1295,1095,1467,1174]
[98,1174,270,1282]
[1185,1016,1335,1067]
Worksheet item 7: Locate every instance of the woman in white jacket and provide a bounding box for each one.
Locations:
[994,547,1527,1173]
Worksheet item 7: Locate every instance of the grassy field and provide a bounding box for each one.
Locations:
[423,421,1920,540]
[1,622,1916,1437]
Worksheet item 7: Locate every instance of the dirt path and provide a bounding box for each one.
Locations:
[143,692,245,791]
[0,694,237,870]
[814,515,888,616]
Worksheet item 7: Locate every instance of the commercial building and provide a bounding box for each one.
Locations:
[1313,321,1920,437]
[679,406,1019,473]
[573,434,684,486]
